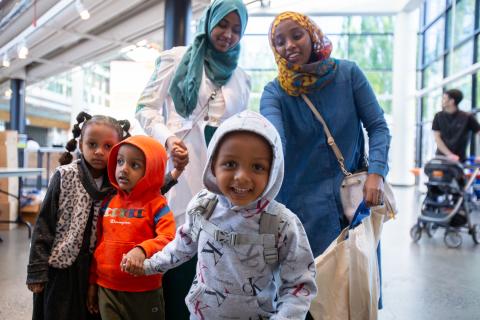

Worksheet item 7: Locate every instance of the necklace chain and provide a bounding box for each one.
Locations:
[204,88,219,121]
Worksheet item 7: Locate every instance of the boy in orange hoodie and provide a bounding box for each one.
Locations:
[87,135,176,320]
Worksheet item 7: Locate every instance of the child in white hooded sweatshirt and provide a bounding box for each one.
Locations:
[125,110,316,319]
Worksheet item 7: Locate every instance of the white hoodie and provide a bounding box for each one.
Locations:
[144,110,317,319]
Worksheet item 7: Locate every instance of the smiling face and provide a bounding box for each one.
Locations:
[212,131,272,206]
[209,11,242,52]
[80,123,120,178]
[115,144,146,193]
[273,19,313,65]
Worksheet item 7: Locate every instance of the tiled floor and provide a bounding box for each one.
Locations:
[1,186,479,320]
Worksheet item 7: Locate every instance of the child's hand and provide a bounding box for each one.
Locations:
[120,247,146,276]
[86,284,99,314]
[27,283,45,293]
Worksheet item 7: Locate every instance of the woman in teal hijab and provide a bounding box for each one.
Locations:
[169,0,248,118]
[136,0,250,319]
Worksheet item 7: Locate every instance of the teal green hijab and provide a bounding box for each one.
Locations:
[168,0,248,118]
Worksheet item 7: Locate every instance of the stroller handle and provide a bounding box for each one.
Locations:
[464,167,480,191]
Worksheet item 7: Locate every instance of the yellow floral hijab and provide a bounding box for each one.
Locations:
[269,11,337,96]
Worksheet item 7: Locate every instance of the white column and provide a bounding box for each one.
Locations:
[389,8,419,186]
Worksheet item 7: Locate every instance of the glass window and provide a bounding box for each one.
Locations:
[417,70,423,90]
[244,16,274,35]
[423,59,444,88]
[423,89,443,122]
[424,18,445,65]
[347,16,394,33]
[476,73,480,112]
[477,34,480,63]
[311,16,346,34]
[245,70,278,112]
[378,99,392,114]
[452,0,475,45]
[239,35,276,70]
[425,0,446,25]
[348,35,393,69]
[364,71,392,97]
[327,35,348,59]
[421,89,443,162]
[417,33,423,72]
[447,40,473,76]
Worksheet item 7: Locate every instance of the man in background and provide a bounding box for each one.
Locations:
[432,89,480,162]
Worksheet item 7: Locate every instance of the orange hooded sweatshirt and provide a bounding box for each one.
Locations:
[90,135,176,292]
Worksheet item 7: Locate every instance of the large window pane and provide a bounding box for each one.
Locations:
[452,0,475,45]
[347,16,394,33]
[348,35,393,69]
[425,0,446,25]
[239,35,276,70]
[364,71,392,97]
[424,18,445,65]
[447,40,473,76]
[312,16,346,34]
[476,73,480,112]
[244,17,274,35]
[423,59,444,88]
[379,99,392,115]
[477,34,480,63]
[245,70,278,112]
[327,35,348,59]
[421,89,443,162]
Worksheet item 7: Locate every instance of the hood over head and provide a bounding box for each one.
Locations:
[108,135,167,198]
[203,110,284,209]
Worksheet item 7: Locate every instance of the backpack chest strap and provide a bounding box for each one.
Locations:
[196,214,276,248]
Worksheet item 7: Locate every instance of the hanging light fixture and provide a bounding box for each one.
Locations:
[1,53,10,67]
[17,42,29,59]
[260,0,271,8]
[4,88,12,99]
[76,0,90,20]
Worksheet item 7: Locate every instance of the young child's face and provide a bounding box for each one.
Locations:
[212,131,272,206]
[115,144,146,193]
[80,123,120,178]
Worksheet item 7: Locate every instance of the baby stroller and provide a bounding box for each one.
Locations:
[410,157,480,248]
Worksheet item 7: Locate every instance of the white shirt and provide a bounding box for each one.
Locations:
[135,46,251,225]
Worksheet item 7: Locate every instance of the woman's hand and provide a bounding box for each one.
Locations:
[363,173,384,207]
[166,136,189,170]
[86,284,99,314]
[120,247,146,276]
[27,283,45,293]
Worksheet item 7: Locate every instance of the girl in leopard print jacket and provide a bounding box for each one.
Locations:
[26,112,130,320]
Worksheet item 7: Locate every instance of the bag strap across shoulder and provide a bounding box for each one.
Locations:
[301,94,351,176]
[301,95,397,218]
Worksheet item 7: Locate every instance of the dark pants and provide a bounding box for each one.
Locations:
[98,286,164,320]
[32,254,100,320]
[162,255,197,320]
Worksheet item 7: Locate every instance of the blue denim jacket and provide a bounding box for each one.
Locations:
[260,59,391,256]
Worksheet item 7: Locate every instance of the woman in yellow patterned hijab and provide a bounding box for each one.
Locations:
[269,11,337,96]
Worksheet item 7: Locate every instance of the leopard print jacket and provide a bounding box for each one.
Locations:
[27,158,113,283]
[49,159,113,268]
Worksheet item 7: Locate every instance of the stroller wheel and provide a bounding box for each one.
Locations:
[472,224,480,244]
[425,222,438,238]
[444,230,462,248]
[410,225,422,242]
